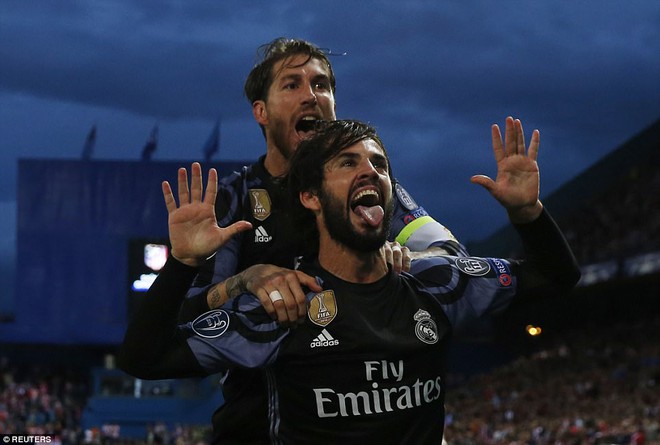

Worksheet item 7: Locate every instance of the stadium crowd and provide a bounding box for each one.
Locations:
[561,159,660,265]
[0,355,88,442]
[444,314,660,445]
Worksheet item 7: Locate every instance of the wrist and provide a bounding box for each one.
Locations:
[507,201,543,224]
[170,250,204,268]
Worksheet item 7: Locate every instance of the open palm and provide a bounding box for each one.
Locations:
[471,117,543,223]
[162,163,252,266]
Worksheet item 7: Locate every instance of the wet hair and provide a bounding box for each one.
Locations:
[287,120,393,253]
[244,37,337,104]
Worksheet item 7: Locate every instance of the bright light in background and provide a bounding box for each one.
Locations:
[525,325,543,337]
[131,242,169,292]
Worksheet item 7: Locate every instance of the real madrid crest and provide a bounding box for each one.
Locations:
[308,290,337,327]
[414,309,438,344]
[249,189,272,221]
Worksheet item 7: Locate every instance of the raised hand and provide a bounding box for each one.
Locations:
[470,116,543,223]
[162,162,252,267]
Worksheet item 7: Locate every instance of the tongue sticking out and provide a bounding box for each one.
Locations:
[354,205,384,227]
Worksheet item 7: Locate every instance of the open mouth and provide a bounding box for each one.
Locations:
[295,116,323,139]
[351,189,384,227]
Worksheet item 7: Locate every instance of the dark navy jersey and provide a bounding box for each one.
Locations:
[183,255,516,444]
[178,156,467,442]
[188,155,466,294]
[118,209,580,444]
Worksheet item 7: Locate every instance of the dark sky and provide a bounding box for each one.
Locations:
[1,0,659,259]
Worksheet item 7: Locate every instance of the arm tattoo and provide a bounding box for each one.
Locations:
[225,273,246,299]
[208,286,224,309]
[208,273,247,309]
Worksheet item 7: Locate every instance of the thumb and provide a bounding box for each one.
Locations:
[224,220,253,237]
[470,174,495,193]
[294,270,323,293]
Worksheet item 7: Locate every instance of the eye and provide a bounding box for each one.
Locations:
[373,159,388,172]
[314,81,330,91]
[284,82,298,90]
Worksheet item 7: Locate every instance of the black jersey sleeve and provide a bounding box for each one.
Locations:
[512,208,581,297]
[409,208,580,330]
[118,257,207,380]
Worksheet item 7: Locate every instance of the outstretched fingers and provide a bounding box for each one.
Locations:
[177,167,190,206]
[504,116,516,156]
[515,119,526,155]
[190,162,203,203]
[528,129,540,161]
[167,163,218,209]
[204,168,218,205]
[162,180,176,213]
[491,124,505,163]
[499,117,540,159]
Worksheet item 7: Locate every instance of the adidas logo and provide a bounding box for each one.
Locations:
[254,226,272,243]
[310,329,339,348]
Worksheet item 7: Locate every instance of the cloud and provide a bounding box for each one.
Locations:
[0,0,658,244]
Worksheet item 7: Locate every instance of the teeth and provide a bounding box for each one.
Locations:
[301,116,317,121]
[353,190,379,202]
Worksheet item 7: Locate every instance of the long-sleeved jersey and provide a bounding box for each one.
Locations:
[119,210,580,444]
[183,155,466,306]
[176,155,468,442]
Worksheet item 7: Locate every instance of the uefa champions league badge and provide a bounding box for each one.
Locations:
[414,309,439,344]
[454,257,491,276]
[192,310,230,338]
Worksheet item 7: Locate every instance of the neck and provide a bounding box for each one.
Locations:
[263,142,290,177]
[316,234,388,284]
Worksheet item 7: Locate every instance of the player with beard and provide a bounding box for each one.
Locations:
[181,37,466,326]
[119,118,580,444]
[177,38,467,443]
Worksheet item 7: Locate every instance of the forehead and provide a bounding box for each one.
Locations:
[271,54,331,81]
[340,139,386,157]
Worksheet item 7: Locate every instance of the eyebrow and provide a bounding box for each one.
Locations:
[333,150,388,165]
[276,73,302,84]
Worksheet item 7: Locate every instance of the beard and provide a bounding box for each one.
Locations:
[318,186,393,253]
[266,117,296,161]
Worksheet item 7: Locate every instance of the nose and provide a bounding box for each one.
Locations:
[357,158,379,179]
[301,84,318,106]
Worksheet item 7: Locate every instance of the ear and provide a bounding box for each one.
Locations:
[252,100,268,126]
[300,190,321,212]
